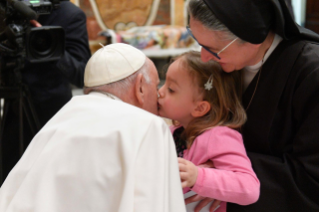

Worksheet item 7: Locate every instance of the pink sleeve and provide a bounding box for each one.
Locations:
[191,127,260,205]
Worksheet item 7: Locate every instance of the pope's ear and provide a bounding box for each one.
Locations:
[191,101,211,118]
[134,73,145,105]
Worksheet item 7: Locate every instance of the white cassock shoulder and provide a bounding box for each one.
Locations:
[0,93,186,212]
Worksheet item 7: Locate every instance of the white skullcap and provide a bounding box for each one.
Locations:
[84,43,146,87]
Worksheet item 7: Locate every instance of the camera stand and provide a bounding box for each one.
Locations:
[0,57,41,184]
[0,0,65,185]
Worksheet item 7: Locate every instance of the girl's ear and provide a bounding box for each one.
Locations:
[191,101,211,118]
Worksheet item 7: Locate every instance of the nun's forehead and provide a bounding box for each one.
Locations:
[202,0,274,44]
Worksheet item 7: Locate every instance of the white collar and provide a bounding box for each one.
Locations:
[244,34,283,72]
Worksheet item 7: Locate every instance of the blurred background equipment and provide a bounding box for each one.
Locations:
[0,0,65,184]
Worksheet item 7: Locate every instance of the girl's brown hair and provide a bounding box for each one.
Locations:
[172,51,246,147]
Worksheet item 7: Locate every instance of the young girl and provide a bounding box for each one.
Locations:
[157,51,260,212]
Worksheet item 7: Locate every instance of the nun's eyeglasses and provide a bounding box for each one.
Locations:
[186,26,238,60]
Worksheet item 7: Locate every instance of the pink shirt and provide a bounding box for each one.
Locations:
[171,126,260,212]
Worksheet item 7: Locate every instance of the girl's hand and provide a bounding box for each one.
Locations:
[183,160,221,211]
[178,157,198,188]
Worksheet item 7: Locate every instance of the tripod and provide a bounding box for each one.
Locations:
[0,56,41,184]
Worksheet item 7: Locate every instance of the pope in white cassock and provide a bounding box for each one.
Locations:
[0,43,186,212]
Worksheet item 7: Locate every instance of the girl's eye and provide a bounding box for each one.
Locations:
[168,88,174,93]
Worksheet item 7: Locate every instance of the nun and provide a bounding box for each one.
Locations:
[186,0,319,211]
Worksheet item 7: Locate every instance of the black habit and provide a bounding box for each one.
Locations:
[227,38,319,211]
[200,0,319,210]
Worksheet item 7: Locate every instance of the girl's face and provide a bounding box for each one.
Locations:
[158,58,202,128]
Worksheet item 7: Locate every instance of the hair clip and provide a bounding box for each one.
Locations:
[204,75,213,90]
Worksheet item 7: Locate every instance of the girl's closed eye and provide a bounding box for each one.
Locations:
[168,87,174,93]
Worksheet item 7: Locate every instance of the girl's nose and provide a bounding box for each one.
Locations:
[158,87,164,98]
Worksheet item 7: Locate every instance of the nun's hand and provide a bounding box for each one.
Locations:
[185,194,221,212]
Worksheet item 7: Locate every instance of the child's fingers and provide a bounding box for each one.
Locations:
[181,180,188,188]
[178,162,187,171]
[180,171,189,180]
[178,157,187,164]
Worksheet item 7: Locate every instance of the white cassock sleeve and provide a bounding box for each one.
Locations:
[134,119,186,212]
